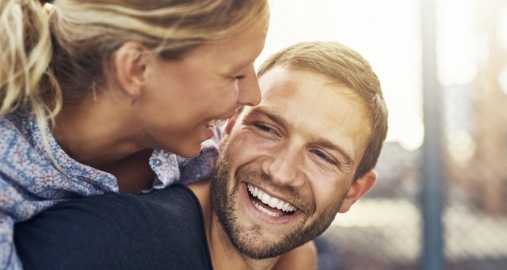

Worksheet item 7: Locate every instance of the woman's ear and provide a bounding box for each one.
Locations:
[114,42,150,98]
[338,170,377,213]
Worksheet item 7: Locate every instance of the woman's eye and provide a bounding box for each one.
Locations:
[232,75,244,92]
[234,74,246,81]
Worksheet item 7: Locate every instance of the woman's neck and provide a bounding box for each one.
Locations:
[53,94,156,193]
[53,93,138,166]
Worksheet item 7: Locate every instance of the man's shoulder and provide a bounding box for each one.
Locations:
[187,179,211,205]
[16,185,214,270]
[132,185,213,269]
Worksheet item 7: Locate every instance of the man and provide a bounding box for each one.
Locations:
[14,41,388,270]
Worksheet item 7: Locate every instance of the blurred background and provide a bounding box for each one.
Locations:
[256,0,507,269]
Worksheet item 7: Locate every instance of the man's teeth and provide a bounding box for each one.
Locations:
[247,184,296,213]
[252,201,280,217]
[208,119,226,127]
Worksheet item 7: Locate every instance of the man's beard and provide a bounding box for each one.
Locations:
[210,154,345,259]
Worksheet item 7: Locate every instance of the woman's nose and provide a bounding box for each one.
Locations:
[236,65,261,106]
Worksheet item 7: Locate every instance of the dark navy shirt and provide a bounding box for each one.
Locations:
[15,184,213,270]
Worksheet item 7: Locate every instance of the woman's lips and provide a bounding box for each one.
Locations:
[207,119,226,128]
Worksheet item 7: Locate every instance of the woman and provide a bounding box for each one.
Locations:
[0,0,268,268]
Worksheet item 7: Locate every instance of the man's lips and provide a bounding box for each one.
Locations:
[246,183,298,217]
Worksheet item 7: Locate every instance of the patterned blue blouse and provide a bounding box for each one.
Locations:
[0,107,219,269]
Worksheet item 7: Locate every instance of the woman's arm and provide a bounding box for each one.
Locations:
[273,240,318,270]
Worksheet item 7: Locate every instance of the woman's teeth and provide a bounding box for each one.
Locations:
[208,119,226,127]
[247,184,296,214]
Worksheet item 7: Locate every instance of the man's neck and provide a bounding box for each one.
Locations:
[187,180,280,270]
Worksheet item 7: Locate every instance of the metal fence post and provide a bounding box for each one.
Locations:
[421,0,445,269]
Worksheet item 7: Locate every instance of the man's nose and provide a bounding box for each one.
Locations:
[261,144,305,187]
[236,65,261,106]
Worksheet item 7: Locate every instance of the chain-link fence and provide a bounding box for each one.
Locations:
[316,138,507,269]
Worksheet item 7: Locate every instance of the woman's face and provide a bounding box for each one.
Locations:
[137,19,268,157]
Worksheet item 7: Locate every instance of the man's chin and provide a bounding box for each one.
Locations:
[227,225,303,259]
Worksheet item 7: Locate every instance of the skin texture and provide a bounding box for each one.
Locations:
[189,66,377,270]
[52,18,268,193]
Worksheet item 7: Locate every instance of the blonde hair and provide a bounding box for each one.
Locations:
[258,41,388,181]
[0,0,61,123]
[1,0,269,122]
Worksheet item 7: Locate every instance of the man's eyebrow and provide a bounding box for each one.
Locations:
[249,107,288,130]
[249,107,355,165]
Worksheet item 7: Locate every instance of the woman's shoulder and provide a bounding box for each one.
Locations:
[0,110,36,161]
[1,107,40,149]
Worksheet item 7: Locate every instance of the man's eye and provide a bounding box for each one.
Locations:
[254,123,275,134]
[311,149,336,165]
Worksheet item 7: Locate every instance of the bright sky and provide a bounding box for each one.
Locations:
[256,0,479,151]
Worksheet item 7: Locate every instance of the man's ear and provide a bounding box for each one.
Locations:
[223,113,239,135]
[114,41,150,98]
[338,170,377,213]
[218,113,239,147]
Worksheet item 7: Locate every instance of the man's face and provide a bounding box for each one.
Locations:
[211,66,374,259]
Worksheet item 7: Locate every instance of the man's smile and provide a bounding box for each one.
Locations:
[247,183,297,217]
[240,182,305,225]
